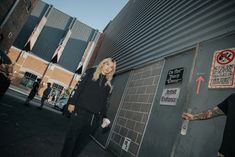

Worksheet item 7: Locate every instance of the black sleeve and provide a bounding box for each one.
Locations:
[32,82,37,88]
[68,68,94,106]
[100,86,111,118]
[34,82,39,91]
[217,94,232,115]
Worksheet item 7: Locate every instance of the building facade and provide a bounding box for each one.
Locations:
[3,0,235,156]
[93,0,235,157]
[7,0,101,96]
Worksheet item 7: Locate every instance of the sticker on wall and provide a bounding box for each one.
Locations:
[160,88,181,106]
[165,67,184,85]
[122,137,131,152]
[208,48,235,88]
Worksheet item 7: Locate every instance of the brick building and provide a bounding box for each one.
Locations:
[6,0,101,96]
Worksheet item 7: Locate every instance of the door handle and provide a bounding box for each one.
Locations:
[180,108,192,135]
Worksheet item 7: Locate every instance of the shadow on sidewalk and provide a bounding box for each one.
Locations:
[0,91,116,157]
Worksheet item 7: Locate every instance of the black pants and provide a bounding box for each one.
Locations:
[24,91,37,105]
[40,96,47,108]
[60,108,100,157]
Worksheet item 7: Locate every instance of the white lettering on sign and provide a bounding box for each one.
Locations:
[160,88,181,106]
[165,67,184,85]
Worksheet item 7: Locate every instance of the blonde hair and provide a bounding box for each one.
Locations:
[92,58,116,87]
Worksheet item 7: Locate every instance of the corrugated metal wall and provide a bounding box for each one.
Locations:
[31,8,72,61]
[91,0,235,156]
[14,1,49,49]
[95,0,235,73]
[59,20,96,72]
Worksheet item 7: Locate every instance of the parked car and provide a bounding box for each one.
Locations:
[54,96,72,117]
[54,96,69,111]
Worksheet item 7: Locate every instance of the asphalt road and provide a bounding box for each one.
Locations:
[0,89,116,157]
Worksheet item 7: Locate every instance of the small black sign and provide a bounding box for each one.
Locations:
[165,67,184,85]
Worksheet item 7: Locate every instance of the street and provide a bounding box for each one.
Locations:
[0,88,115,157]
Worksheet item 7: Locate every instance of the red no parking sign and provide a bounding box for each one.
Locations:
[209,48,235,88]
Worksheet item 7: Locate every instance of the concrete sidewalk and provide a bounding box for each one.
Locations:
[9,84,47,101]
[8,84,61,114]
[0,86,116,157]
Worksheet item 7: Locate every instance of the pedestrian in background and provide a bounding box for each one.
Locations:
[182,93,235,157]
[38,82,52,109]
[51,90,57,102]
[60,58,116,157]
[24,78,41,106]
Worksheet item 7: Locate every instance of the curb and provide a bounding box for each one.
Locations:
[8,85,61,114]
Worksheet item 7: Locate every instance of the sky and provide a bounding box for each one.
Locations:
[42,0,129,32]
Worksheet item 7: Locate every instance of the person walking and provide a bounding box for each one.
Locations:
[182,93,235,157]
[60,58,116,157]
[24,78,41,106]
[38,82,52,109]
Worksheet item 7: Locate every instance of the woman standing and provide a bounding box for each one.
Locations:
[60,58,116,157]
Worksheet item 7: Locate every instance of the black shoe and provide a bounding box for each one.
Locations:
[37,106,42,110]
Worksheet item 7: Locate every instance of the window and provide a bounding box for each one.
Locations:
[51,83,64,97]
[21,72,37,88]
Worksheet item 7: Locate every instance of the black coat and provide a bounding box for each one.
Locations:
[68,68,111,118]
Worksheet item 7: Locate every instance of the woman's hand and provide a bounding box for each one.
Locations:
[101,118,110,128]
[68,104,75,113]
